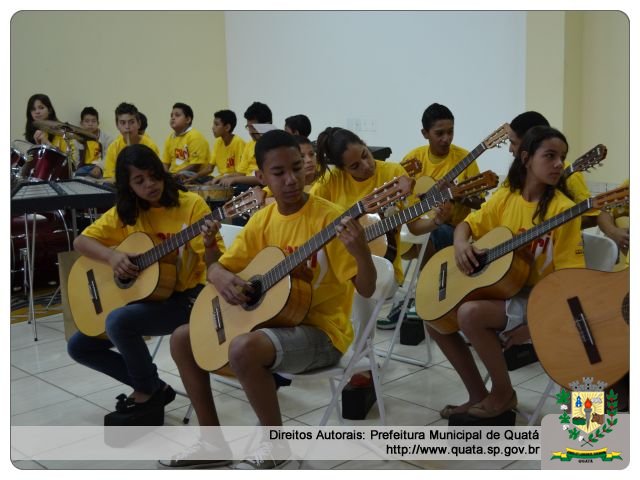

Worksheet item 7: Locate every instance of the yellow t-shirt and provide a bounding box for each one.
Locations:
[218,195,358,354]
[103,134,160,179]
[236,140,257,175]
[403,144,479,226]
[464,187,585,287]
[564,160,597,217]
[162,128,210,174]
[83,140,103,165]
[309,160,407,284]
[210,135,246,176]
[81,190,225,292]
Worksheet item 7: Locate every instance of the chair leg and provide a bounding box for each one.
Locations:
[368,346,386,425]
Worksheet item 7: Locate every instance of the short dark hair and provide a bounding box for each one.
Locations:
[173,102,194,124]
[115,102,138,120]
[293,135,313,148]
[509,111,550,139]
[244,101,272,123]
[255,130,299,170]
[138,112,148,133]
[81,106,99,121]
[421,103,454,130]
[214,109,237,132]
[285,114,312,137]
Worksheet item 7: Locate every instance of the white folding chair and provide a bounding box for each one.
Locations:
[376,226,433,374]
[277,255,396,425]
[582,231,619,272]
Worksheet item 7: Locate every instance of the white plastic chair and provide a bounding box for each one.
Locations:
[582,231,619,272]
[278,255,396,425]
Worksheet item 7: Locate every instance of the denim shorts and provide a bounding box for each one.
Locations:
[259,325,342,374]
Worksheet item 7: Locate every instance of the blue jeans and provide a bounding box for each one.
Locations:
[429,223,455,251]
[67,285,203,394]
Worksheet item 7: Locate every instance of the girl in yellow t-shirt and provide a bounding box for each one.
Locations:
[312,127,448,287]
[67,144,225,422]
[435,126,585,420]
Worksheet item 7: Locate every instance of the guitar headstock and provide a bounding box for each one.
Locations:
[481,123,510,150]
[567,144,608,174]
[400,158,423,177]
[222,187,266,218]
[592,185,630,211]
[360,175,415,213]
[451,170,499,200]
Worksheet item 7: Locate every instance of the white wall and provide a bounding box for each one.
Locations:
[225,11,527,175]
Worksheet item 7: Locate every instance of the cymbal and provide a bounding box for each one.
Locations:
[33,120,99,141]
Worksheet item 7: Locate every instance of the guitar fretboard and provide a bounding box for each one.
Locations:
[261,203,364,291]
[135,205,227,270]
[485,198,592,263]
[364,188,453,242]
[442,142,487,184]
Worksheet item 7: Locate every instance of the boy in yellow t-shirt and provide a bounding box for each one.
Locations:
[380,104,480,329]
[196,109,246,182]
[168,130,376,469]
[213,102,271,190]
[161,102,210,180]
[433,126,584,420]
[102,102,160,180]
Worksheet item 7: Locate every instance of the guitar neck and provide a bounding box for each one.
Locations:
[135,205,228,270]
[485,198,592,263]
[261,203,364,291]
[364,187,453,242]
[442,142,487,184]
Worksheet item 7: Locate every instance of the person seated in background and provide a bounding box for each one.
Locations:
[378,103,480,330]
[102,102,160,180]
[74,106,114,178]
[284,114,312,138]
[212,101,272,190]
[161,102,210,182]
[195,109,246,183]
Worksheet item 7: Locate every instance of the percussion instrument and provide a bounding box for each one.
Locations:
[11,212,71,291]
[11,179,116,215]
[33,119,98,142]
[28,145,69,181]
[11,147,27,167]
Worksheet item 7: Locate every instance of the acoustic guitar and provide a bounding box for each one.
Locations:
[363,123,510,257]
[528,268,629,388]
[69,187,266,336]
[415,186,630,334]
[190,176,415,371]
[563,144,607,177]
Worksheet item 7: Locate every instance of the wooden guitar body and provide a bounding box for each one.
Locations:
[415,226,530,334]
[69,232,177,337]
[528,268,629,389]
[190,246,312,371]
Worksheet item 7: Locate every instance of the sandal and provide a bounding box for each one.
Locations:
[467,391,518,419]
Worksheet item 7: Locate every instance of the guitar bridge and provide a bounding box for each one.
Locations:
[86,270,103,314]
[212,296,225,344]
[438,262,447,301]
[567,296,601,364]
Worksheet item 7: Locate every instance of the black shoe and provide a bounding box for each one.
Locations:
[163,385,177,406]
[115,384,175,413]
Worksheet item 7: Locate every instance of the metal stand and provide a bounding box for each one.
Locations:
[23,214,39,341]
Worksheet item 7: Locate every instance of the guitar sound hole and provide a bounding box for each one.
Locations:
[114,275,136,289]
[243,277,264,310]
[470,252,488,275]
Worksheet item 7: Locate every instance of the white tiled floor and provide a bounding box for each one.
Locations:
[10,311,556,470]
